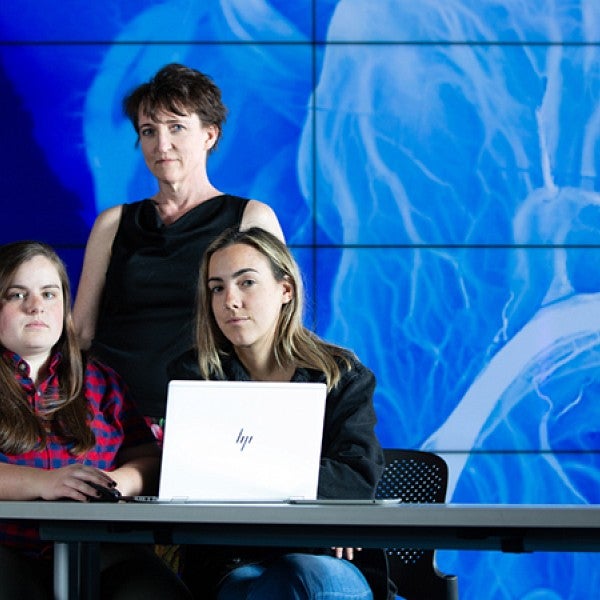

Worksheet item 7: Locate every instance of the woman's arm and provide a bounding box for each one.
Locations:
[241,200,285,241]
[73,204,123,349]
[109,442,161,496]
[318,362,385,499]
[85,358,160,496]
[317,362,385,564]
[0,462,116,501]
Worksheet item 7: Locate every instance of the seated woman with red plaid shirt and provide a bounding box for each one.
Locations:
[0,241,191,600]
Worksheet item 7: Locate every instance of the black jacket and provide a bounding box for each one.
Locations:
[169,350,395,599]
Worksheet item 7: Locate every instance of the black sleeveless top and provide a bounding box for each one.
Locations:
[91,194,249,417]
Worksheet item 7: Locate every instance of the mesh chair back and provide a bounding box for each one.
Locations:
[376,449,447,504]
[376,449,458,600]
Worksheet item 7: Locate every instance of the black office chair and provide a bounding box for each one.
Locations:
[375,449,459,600]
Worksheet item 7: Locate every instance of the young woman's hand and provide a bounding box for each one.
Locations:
[37,464,116,501]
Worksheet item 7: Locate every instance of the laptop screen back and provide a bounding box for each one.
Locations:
[159,380,327,501]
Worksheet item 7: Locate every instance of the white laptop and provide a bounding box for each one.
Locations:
[148,380,327,503]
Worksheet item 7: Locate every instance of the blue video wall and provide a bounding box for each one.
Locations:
[1,1,599,597]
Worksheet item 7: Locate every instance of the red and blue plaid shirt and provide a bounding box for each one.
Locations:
[0,350,156,558]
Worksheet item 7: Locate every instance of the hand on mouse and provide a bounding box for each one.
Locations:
[87,481,122,502]
[35,464,118,502]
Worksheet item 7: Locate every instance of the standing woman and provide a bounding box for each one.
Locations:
[0,241,191,599]
[73,63,283,424]
[170,227,393,600]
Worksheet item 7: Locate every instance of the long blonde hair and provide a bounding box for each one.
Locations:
[195,227,352,390]
[0,241,94,454]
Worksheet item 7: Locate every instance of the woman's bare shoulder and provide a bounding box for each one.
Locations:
[241,200,284,241]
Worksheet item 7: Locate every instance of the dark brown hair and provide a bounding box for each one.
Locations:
[0,241,94,455]
[123,63,227,151]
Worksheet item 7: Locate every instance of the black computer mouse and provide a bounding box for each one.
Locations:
[87,481,122,503]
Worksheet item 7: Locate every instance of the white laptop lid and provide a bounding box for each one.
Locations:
[158,380,327,501]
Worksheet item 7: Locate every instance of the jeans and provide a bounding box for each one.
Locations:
[217,553,374,600]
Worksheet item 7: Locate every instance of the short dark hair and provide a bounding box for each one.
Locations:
[123,63,227,151]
